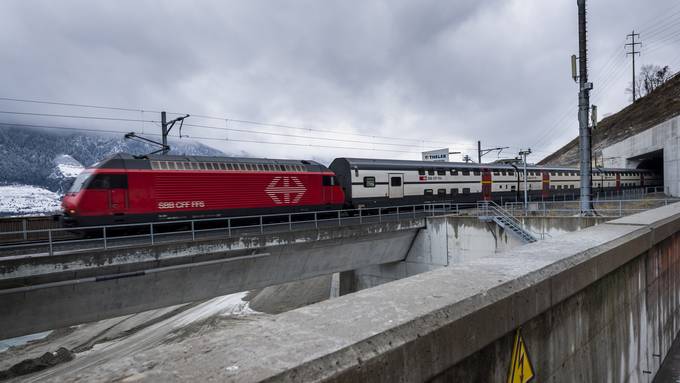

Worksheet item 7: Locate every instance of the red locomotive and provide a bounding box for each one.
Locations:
[61,153,345,226]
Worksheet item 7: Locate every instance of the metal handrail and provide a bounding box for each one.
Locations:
[0,202,480,256]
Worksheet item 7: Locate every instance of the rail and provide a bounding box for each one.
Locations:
[0,202,482,257]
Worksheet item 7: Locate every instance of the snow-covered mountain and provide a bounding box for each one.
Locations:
[0,125,226,215]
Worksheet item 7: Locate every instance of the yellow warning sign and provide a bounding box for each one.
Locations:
[507,328,534,383]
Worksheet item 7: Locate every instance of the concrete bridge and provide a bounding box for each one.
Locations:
[32,201,680,382]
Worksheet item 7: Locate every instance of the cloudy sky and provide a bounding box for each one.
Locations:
[1,0,679,164]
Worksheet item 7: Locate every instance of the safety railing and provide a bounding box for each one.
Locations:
[0,202,482,256]
[502,198,678,217]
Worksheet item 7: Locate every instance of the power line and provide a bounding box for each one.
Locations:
[0,110,156,124]
[0,122,429,155]
[0,96,479,148]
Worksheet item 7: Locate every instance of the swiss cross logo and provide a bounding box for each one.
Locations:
[265,176,307,204]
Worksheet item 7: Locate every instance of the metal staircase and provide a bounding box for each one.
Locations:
[477,201,538,243]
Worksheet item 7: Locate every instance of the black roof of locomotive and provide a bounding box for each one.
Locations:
[93,153,329,172]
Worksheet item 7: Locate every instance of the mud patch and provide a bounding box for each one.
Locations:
[0,347,74,380]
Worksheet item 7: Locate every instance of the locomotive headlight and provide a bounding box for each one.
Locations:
[68,209,76,215]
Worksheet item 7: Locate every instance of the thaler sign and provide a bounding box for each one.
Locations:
[422,148,449,162]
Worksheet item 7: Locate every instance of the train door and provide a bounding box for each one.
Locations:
[481,169,492,201]
[109,189,127,214]
[615,173,621,192]
[388,174,404,198]
[542,171,550,199]
[322,175,335,204]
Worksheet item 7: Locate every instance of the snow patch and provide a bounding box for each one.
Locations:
[56,163,83,178]
[0,185,62,216]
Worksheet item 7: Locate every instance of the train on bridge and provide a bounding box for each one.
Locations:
[60,153,662,226]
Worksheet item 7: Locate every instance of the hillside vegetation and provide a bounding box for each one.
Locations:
[539,73,680,166]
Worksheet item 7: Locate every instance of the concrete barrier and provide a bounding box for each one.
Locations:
[50,202,680,382]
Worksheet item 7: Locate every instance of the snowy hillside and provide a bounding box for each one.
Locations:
[0,185,62,216]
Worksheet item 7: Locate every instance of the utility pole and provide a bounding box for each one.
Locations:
[576,0,593,215]
[519,148,532,211]
[477,141,482,164]
[625,31,641,102]
[477,141,510,164]
[160,111,190,155]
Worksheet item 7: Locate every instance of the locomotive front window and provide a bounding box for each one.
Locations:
[68,171,93,193]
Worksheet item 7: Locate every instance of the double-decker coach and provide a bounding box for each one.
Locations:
[329,157,662,209]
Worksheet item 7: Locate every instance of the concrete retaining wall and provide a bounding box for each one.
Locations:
[350,216,606,291]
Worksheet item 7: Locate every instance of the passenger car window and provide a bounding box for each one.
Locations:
[390,177,402,187]
[418,169,425,175]
[462,188,470,194]
[451,188,458,195]
[462,170,470,176]
[364,177,376,188]
[427,169,435,176]
[437,170,445,176]
[473,170,480,176]
[424,189,433,196]
[437,188,446,195]
[450,169,458,176]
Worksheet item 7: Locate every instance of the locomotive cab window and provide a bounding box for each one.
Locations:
[323,175,337,186]
[364,177,376,188]
[390,177,402,187]
[87,174,128,189]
